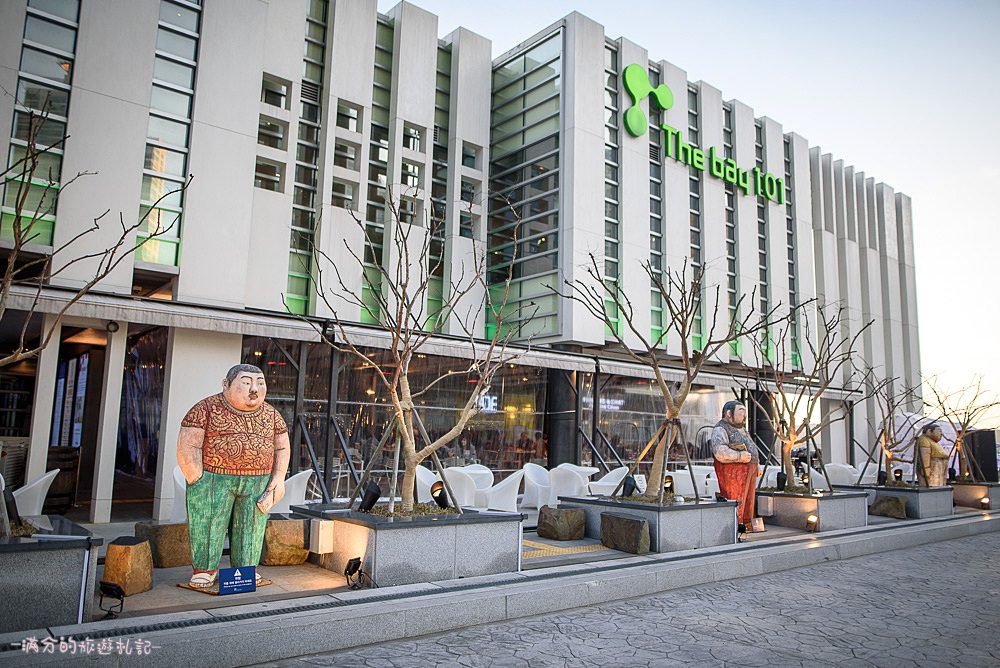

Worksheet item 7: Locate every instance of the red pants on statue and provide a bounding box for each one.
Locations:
[714,460,758,526]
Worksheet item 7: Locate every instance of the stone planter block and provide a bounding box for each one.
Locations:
[559,497,737,553]
[102,536,153,596]
[134,522,191,568]
[834,484,954,519]
[951,482,1000,510]
[756,492,868,532]
[262,519,309,566]
[600,512,649,554]
[294,505,524,587]
[536,506,585,541]
[870,496,907,519]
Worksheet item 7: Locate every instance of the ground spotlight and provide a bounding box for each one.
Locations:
[806,514,819,532]
[343,557,377,590]
[981,497,991,510]
[358,480,381,512]
[98,580,125,619]
[663,475,673,494]
[430,480,449,508]
[893,468,903,482]
[800,472,810,486]
[776,472,787,491]
[621,475,637,497]
[877,470,888,486]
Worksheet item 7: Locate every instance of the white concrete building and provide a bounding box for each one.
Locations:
[0,1,920,523]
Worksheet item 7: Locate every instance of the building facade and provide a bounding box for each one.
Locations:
[0,0,920,523]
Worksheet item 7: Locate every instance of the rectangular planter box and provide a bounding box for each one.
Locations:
[756,491,868,532]
[292,505,523,587]
[834,484,954,519]
[950,482,1000,510]
[0,516,103,633]
[558,496,738,553]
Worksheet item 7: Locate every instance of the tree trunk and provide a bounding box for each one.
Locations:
[957,437,971,479]
[781,438,795,482]
[642,414,675,500]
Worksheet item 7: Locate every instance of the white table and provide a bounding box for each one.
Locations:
[449,466,494,490]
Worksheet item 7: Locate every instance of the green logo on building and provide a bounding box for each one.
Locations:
[623,63,673,137]
[621,62,787,205]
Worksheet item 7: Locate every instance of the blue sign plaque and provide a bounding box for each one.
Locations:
[218,566,257,595]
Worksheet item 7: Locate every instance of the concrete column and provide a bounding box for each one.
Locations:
[25,315,62,483]
[152,329,243,521]
[89,323,128,523]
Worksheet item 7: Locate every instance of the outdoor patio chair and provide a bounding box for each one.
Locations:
[453,464,494,490]
[546,467,590,508]
[520,462,551,509]
[669,468,698,498]
[12,468,60,517]
[587,466,629,496]
[441,467,478,507]
[170,465,188,522]
[270,470,314,514]
[414,464,437,504]
[823,463,860,486]
[474,470,524,512]
[555,462,600,484]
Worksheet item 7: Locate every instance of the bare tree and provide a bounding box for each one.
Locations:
[559,255,796,499]
[735,304,873,491]
[866,376,921,482]
[924,375,1000,481]
[306,190,531,513]
[1,105,187,367]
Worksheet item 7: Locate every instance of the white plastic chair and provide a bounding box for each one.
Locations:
[12,468,60,517]
[823,463,859,486]
[414,465,438,504]
[547,467,590,507]
[170,465,188,523]
[441,468,478,507]
[270,470,314,514]
[474,470,524,512]
[669,469,698,497]
[521,463,551,509]
[588,466,629,496]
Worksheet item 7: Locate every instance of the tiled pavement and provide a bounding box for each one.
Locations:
[258,531,1000,667]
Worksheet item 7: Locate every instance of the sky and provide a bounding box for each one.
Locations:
[378,0,1000,426]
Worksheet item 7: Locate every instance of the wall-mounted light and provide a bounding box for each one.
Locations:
[806,514,819,532]
[106,321,120,333]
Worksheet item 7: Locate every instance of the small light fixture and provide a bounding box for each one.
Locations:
[430,480,449,509]
[801,472,810,486]
[98,581,125,619]
[621,476,637,497]
[106,321,120,333]
[776,472,787,491]
[343,557,375,589]
[663,475,674,494]
[806,514,819,532]
[893,469,903,482]
[877,470,888,486]
[357,480,381,512]
[981,497,991,510]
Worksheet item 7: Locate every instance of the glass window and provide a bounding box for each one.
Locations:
[462,143,479,169]
[400,162,421,188]
[333,141,358,170]
[402,124,423,152]
[254,160,283,191]
[24,15,76,52]
[143,145,186,177]
[156,28,197,61]
[331,179,356,210]
[13,110,65,147]
[27,0,79,22]
[20,47,72,84]
[150,85,191,117]
[159,1,199,33]
[261,75,288,108]
[257,116,286,149]
[153,56,194,89]
[141,174,185,208]
[17,78,69,116]
[9,144,62,181]
[336,102,359,132]
[146,115,188,147]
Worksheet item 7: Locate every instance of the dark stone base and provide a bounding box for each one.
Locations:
[536,506,585,541]
[600,512,650,554]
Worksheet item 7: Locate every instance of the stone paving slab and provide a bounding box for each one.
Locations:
[260,531,1000,667]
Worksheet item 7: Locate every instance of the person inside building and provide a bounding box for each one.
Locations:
[710,400,759,532]
[917,422,950,486]
[176,364,290,589]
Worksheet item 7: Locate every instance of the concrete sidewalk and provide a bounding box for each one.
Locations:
[3,509,999,666]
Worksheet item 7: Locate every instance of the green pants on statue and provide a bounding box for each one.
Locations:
[185,471,270,572]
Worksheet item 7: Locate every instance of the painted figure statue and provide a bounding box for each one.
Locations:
[917,422,950,487]
[177,364,290,588]
[710,401,759,530]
